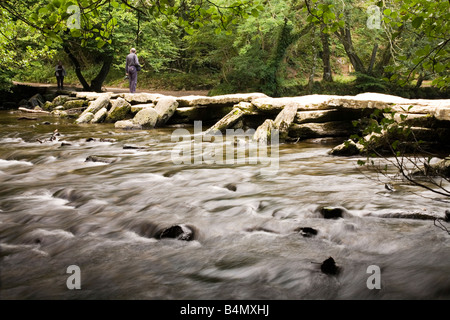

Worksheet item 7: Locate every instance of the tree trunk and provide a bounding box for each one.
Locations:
[320,24,333,82]
[261,19,313,96]
[335,27,366,74]
[374,44,391,76]
[367,43,379,75]
[63,43,113,92]
[374,25,404,76]
[63,44,90,91]
[415,73,424,88]
[308,27,318,94]
[90,54,113,92]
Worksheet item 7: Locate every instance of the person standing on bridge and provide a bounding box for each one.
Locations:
[125,48,141,93]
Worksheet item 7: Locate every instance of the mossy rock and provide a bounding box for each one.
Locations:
[106,98,132,122]
[43,101,55,111]
[63,99,87,110]
[52,95,73,106]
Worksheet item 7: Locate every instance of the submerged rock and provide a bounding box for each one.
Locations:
[123,145,147,150]
[224,183,237,192]
[295,227,318,237]
[245,226,278,234]
[320,206,344,219]
[114,120,142,130]
[321,257,340,275]
[85,155,118,164]
[155,224,197,241]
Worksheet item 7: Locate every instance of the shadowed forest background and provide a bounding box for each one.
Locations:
[0,0,449,98]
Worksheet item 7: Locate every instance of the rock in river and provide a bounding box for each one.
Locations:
[321,257,340,275]
[320,206,344,219]
[294,227,318,237]
[85,155,118,164]
[155,224,197,241]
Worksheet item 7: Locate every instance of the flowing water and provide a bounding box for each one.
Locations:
[0,110,449,300]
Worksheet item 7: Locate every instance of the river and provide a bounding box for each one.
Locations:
[0,109,449,300]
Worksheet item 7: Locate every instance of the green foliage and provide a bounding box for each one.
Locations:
[383,0,450,89]
[1,0,449,95]
[354,72,388,92]
[0,7,57,90]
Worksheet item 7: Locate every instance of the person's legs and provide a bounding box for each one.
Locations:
[61,76,64,89]
[56,77,61,89]
[128,67,137,93]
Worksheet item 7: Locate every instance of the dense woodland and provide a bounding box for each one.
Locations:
[0,0,449,98]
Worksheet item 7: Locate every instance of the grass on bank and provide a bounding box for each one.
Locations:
[13,61,450,99]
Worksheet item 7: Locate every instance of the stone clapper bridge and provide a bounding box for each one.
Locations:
[27,90,450,156]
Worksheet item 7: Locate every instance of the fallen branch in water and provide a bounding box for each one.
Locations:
[19,107,50,114]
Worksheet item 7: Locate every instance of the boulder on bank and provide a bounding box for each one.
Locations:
[79,94,111,120]
[131,103,155,114]
[75,112,94,124]
[63,99,87,110]
[427,157,450,177]
[51,110,68,118]
[154,97,179,127]
[133,108,159,128]
[52,95,74,107]
[106,98,131,122]
[274,105,298,140]
[329,139,365,156]
[43,101,54,111]
[204,106,249,135]
[91,107,108,123]
[253,119,277,144]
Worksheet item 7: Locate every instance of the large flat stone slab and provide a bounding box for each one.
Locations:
[176,93,268,107]
[252,95,339,112]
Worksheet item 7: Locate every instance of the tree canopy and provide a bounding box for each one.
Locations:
[0,0,448,94]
